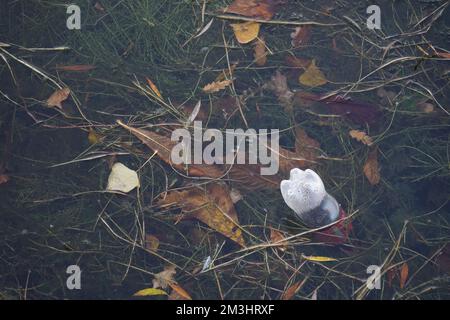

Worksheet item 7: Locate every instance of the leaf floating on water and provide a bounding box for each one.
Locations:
[223,0,277,21]
[281,279,306,300]
[349,129,373,146]
[299,60,328,87]
[363,148,380,185]
[303,255,337,262]
[158,183,246,247]
[202,79,232,93]
[230,22,260,44]
[168,283,192,300]
[253,36,267,66]
[270,229,288,251]
[106,162,140,193]
[46,87,70,109]
[399,262,409,289]
[133,288,168,297]
[153,265,176,289]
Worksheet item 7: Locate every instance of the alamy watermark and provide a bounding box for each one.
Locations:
[66,265,81,290]
[170,121,280,176]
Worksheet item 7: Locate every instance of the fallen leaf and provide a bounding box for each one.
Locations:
[349,130,373,146]
[0,174,9,185]
[253,36,267,66]
[227,164,281,191]
[88,128,102,145]
[133,288,168,297]
[264,70,294,110]
[290,25,311,47]
[153,265,177,289]
[106,162,140,193]
[281,279,306,300]
[270,229,288,251]
[56,65,96,72]
[399,263,409,289]
[299,60,328,87]
[363,148,380,185]
[145,77,162,99]
[285,55,311,69]
[223,0,277,20]
[168,283,192,300]
[303,255,337,262]
[435,51,450,59]
[116,120,225,179]
[145,234,160,252]
[158,183,246,247]
[215,63,238,82]
[202,79,232,93]
[45,87,70,109]
[230,21,260,44]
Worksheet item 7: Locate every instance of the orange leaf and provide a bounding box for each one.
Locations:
[45,88,70,109]
[168,283,192,300]
[144,234,160,252]
[281,279,306,300]
[349,129,373,146]
[56,64,96,72]
[363,148,380,185]
[202,79,232,93]
[224,0,276,21]
[399,263,409,289]
[230,22,260,44]
[145,77,162,99]
[270,229,287,251]
[158,183,246,247]
[253,37,267,66]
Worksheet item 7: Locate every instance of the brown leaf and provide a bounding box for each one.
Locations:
[0,174,9,185]
[285,55,311,69]
[223,0,278,21]
[349,129,373,146]
[264,70,294,110]
[116,120,225,179]
[144,234,160,252]
[56,65,96,72]
[253,36,267,66]
[145,77,162,99]
[399,263,409,289]
[281,279,306,300]
[386,267,396,288]
[227,164,281,191]
[202,80,232,93]
[46,88,70,109]
[290,25,311,47]
[152,265,176,289]
[363,148,380,185]
[158,183,246,247]
[168,283,192,300]
[270,229,288,251]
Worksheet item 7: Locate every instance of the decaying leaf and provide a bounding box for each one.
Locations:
[299,60,328,87]
[145,77,162,99]
[106,162,140,193]
[253,36,267,66]
[116,120,225,179]
[270,229,288,251]
[349,129,373,146]
[158,183,246,247]
[290,25,311,47]
[145,234,160,252]
[202,79,232,93]
[223,0,277,21]
[133,288,168,297]
[152,265,177,289]
[88,128,103,145]
[230,22,260,44]
[0,174,9,185]
[303,255,337,262]
[168,283,192,300]
[45,87,70,109]
[399,262,409,289]
[363,148,380,185]
[264,70,294,110]
[281,279,306,300]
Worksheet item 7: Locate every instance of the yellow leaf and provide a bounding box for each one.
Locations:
[231,21,260,44]
[202,80,232,94]
[88,128,102,145]
[133,288,168,297]
[299,60,328,87]
[303,255,337,262]
[145,77,162,99]
[349,129,373,146]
